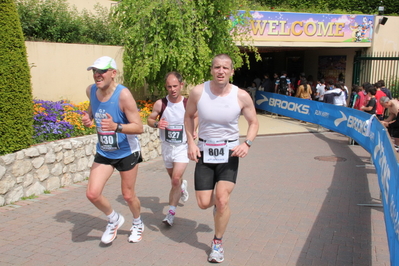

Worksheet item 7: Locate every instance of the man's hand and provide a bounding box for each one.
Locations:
[188,144,201,162]
[82,111,93,127]
[231,143,250,158]
[101,113,117,131]
[157,117,168,129]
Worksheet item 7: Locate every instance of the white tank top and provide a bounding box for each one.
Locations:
[159,96,187,143]
[197,81,240,141]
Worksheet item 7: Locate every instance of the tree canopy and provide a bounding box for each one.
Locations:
[254,0,399,15]
[112,0,259,96]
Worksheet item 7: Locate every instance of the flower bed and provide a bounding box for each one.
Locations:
[33,99,154,144]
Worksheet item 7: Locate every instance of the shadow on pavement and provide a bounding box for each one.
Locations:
[296,133,380,265]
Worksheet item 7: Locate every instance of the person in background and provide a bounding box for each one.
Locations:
[261,73,274,93]
[246,81,257,103]
[184,54,259,263]
[380,96,399,146]
[295,78,312,100]
[147,71,191,227]
[274,71,291,95]
[82,56,145,244]
[315,79,326,102]
[361,86,377,114]
[353,85,366,110]
[324,82,345,106]
[379,80,392,99]
[375,81,387,120]
[349,85,360,108]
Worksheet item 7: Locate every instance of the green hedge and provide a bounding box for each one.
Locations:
[15,0,122,44]
[254,0,398,15]
[0,0,33,155]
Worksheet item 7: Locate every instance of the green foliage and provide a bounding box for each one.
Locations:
[21,194,38,200]
[388,77,399,99]
[0,0,33,155]
[251,0,399,15]
[112,0,259,95]
[15,0,122,44]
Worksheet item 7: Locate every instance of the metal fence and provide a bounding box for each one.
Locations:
[353,51,399,98]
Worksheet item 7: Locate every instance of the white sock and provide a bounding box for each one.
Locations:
[133,216,142,225]
[169,205,176,214]
[107,210,118,223]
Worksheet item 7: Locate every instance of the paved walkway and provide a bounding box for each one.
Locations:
[0,115,389,265]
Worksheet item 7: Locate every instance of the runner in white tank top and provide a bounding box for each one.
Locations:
[197,80,240,149]
[184,54,259,263]
[147,71,192,227]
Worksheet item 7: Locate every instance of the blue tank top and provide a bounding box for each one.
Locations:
[90,84,140,159]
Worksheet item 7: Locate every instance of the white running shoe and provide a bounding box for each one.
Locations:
[208,239,224,263]
[128,222,144,243]
[180,180,189,202]
[162,210,175,226]
[101,213,125,244]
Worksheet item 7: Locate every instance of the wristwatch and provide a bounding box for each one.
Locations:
[244,139,252,147]
[154,121,159,128]
[115,123,123,133]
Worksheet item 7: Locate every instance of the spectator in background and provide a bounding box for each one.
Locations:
[375,81,387,120]
[362,82,373,106]
[295,78,312,100]
[275,71,291,95]
[379,80,392,99]
[334,83,348,106]
[361,87,377,114]
[338,81,349,102]
[253,75,261,89]
[324,82,345,105]
[353,85,366,110]
[315,79,326,102]
[349,85,360,108]
[246,82,257,104]
[325,79,335,90]
[380,96,399,146]
[261,73,274,93]
[297,72,306,88]
[307,75,317,100]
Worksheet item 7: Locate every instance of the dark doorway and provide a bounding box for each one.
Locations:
[233,50,304,90]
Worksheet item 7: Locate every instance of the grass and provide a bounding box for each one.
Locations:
[20,194,38,200]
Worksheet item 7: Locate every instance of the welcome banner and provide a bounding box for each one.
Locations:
[236,11,375,43]
[255,91,399,265]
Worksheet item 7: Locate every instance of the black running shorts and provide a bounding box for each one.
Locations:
[94,151,142,171]
[194,151,239,191]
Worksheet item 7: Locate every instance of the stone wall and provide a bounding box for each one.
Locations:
[0,126,161,206]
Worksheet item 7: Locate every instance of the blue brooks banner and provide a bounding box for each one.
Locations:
[256,91,399,265]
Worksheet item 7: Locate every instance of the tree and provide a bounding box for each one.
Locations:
[112,0,259,96]
[254,0,399,14]
[0,0,33,155]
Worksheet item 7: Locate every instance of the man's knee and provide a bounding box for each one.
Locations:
[122,190,137,203]
[86,189,101,202]
[171,176,181,188]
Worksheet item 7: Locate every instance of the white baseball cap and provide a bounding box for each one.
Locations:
[87,56,117,70]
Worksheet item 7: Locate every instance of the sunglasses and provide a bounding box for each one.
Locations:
[92,69,111,75]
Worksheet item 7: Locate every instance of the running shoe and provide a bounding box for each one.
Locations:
[128,222,144,243]
[208,239,224,263]
[101,213,125,244]
[162,210,175,226]
[180,180,189,202]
